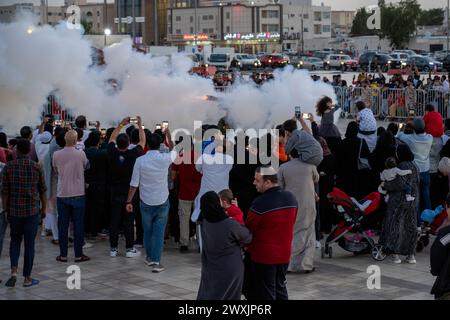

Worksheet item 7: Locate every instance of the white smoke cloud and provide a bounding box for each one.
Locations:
[0,17,336,135]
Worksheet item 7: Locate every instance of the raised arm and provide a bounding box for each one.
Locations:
[136,116,146,150]
[110,117,130,144]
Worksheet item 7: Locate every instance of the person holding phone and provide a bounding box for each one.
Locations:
[315,96,342,155]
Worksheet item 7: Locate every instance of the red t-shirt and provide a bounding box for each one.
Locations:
[172,151,202,201]
[225,204,244,225]
[424,111,444,138]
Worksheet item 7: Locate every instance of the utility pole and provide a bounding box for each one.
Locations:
[118,0,121,35]
[132,0,136,45]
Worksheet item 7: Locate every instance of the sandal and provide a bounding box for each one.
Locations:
[56,256,68,262]
[23,279,39,287]
[5,276,17,288]
[75,255,90,263]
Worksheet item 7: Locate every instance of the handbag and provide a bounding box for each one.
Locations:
[357,139,371,171]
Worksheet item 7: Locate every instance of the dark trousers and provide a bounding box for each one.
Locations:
[248,261,289,300]
[85,184,106,237]
[168,189,180,242]
[419,171,432,225]
[110,189,135,249]
[57,196,86,258]
[133,192,143,244]
[9,215,40,277]
[430,173,449,209]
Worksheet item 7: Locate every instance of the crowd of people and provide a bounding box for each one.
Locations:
[1,98,450,300]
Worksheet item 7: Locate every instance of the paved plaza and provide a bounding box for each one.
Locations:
[0,229,436,300]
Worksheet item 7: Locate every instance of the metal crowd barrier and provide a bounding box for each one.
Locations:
[334,86,450,121]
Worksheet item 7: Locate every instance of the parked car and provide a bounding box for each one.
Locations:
[313,50,331,61]
[434,50,450,62]
[259,54,290,68]
[235,54,261,70]
[323,54,358,71]
[407,55,443,72]
[443,54,450,71]
[299,57,324,70]
[392,49,416,58]
[359,52,397,72]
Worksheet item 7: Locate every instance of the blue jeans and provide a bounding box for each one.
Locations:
[419,171,432,224]
[57,196,86,258]
[9,214,40,277]
[140,199,169,263]
[0,210,7,257]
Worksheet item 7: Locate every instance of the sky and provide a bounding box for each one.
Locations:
[0,0,448,9]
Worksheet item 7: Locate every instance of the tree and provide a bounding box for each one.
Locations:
[379,0,421,49]
[80,19,94,35]
[350,8,377,36]
[417,8,444,26]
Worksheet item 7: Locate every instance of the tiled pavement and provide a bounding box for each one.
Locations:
[0,229,436,300]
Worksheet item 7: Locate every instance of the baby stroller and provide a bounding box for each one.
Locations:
[416,206,448,253]
[323,188,386,261]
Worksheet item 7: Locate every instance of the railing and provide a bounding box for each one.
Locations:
[333,86,450,120]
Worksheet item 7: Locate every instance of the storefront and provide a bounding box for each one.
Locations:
[168,32,282,54]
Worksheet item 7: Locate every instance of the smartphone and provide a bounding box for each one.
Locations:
[54,120,63,126]
[155,124,162,130]
[295,106,301,119]
[162,121,169,130]
[130,117,138,124]
[88,121,97,127]
[302,113,309,119]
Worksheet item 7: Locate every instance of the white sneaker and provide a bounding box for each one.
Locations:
[389,254,402,264]
[126,248,141,258]
[146,260,157,267]
[315,241,322,249]
[405,255,416,264]
[83,242,93,249]
[152,263,165,273]
[110,248,118,257]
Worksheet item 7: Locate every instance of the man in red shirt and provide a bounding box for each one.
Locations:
[245,166,298,300]
[171,141,202,253]
[423,104,444,138]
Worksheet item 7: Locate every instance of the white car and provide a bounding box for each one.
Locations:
[235,54,261,70]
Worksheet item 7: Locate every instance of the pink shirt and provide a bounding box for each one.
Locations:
[52,147,88,198]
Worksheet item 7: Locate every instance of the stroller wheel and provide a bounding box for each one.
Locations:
[416,241,424,253]
[371,244,386,261]
[321,246,325,259]
[328,246,333,258]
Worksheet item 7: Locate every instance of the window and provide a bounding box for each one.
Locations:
[176,29,181,34]
[190,27,193,33]
[303,13,309,19]
[202,15,208,20]
[314,12,321,21]
[304,27,308,32]
[262,24,279,32]
[97,11,100,17]
[97,23,100,29]
[209,15,214,20]
[322,25,330,33]
[48,12,52,16]
[226,12,230,19]
[209,28,214,33]
[190,16,193,23]
[262,10,278,19]
[322,12,330,19]
[176,16,181,21]
[58,12,62,16]
[314,24,321,34]
[86,11,92,17]
[202,28,208,33]
[226,26,230,33]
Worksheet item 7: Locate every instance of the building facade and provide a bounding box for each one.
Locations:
[331,10,355,38]
[167,0,282,53]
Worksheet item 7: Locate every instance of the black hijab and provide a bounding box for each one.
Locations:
[200,191,229,223]
[396,143,414,163]
[345,121,359,139]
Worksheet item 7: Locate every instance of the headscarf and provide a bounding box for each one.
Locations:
[396,143,414,163]
[199,191,229,223]
[345,121,359,139]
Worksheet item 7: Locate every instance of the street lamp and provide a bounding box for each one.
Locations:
[104,28,111,47]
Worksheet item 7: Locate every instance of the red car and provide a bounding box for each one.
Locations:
[259,54,289,68]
